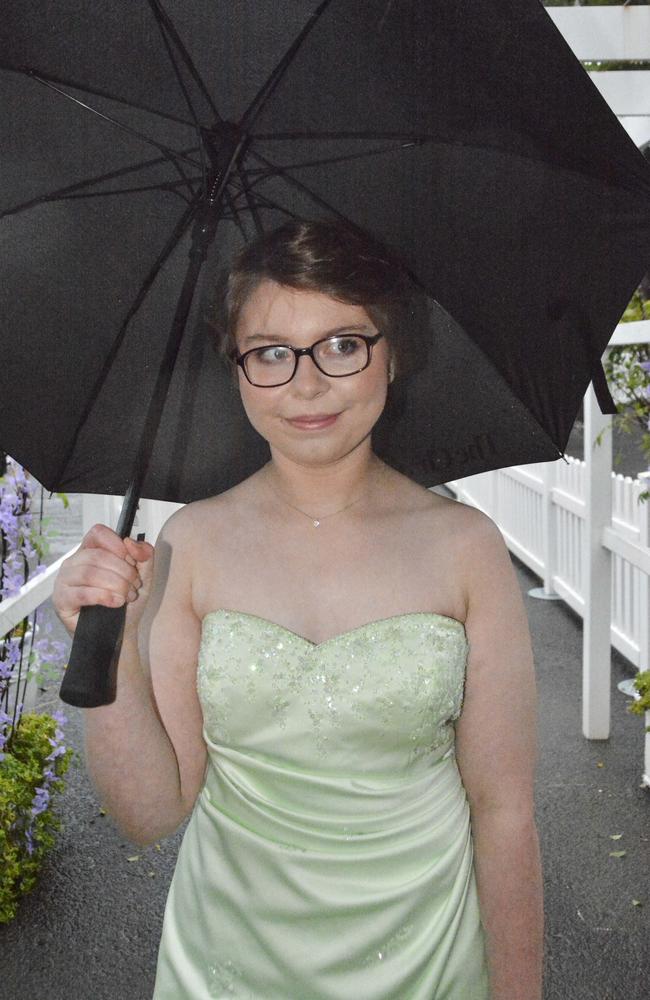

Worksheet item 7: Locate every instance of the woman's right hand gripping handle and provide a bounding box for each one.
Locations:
[54,524,155,706]
[53,523,154,637]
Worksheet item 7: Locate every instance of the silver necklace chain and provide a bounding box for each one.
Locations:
[265,474,372,527]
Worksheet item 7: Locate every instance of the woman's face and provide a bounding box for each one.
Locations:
[233,279,392,468]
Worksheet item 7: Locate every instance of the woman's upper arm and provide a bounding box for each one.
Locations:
[136,505,208,817]
[454,509,538,816]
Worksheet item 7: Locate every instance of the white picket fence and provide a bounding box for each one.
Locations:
[548,2,650,145]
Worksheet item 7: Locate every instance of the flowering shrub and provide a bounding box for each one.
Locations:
[0,711,73,923]
[0,455,74,923]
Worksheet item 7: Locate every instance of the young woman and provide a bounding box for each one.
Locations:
[53,219,543,999]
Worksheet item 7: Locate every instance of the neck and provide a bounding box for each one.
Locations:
[264,446,385,513]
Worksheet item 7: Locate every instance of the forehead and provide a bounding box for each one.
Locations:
[235,280,374,344]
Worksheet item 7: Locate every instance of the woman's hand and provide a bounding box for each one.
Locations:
[53,523,155,638]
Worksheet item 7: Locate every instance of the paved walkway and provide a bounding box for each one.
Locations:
[1,510,648,999]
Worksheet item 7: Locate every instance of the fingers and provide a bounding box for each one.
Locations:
[54,524,155,631]
[79,522,131,558]
[123,535,155,563]
[78,524,153,568]
[60,550,143,592]
[69,585,138,609]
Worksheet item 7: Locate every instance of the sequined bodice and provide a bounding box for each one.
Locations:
[197,609,469,770]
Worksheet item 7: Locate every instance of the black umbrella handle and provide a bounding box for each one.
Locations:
[59,603,127,707]
[59,490,143,708]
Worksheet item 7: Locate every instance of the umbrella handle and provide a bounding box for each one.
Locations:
[59,603,127,707]
[59,495,142,708]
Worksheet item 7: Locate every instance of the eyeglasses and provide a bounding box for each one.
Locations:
[231,332,384,387]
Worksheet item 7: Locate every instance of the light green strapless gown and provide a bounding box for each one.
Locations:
[153,609,489,999]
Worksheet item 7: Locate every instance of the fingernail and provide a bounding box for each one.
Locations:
[128,588,138,602]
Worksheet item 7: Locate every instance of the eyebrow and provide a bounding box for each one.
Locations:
[241,323,374,347]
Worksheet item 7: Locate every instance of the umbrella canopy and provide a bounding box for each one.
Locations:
[1,0,650,506]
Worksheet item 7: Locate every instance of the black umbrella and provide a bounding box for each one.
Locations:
[2,0,649,707]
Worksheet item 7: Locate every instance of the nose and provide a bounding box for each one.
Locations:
[290,352,329,395]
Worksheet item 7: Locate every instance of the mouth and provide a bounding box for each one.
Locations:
[285,412,340,430]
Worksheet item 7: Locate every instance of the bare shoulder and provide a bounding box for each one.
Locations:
[391,473,492,553]
[395,482,519,625]
[159,476,254,545]
[452,505,520,603]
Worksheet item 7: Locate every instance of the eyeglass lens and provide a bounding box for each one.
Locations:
[244,335,369,386]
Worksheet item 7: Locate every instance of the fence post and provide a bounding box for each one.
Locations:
[582,381,613,739]
[541,459,557,596]
[636,473,650,784]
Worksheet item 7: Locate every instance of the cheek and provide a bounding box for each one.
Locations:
[237,376,281,431]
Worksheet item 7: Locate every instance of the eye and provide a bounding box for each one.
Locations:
[255,345,293,364]
[320,336,363,357]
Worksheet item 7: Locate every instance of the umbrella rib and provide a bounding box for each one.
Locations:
[56,179,201,204]
[251,129,650,199]
[246,149,360,225]
[243,141,420,181]
[0,147,201,219]
[225,171,300,224]
[146,0,221,124]
[250,130,437,141]
[240,0,334,133]
[237,191,304,224]
[0,64,198,128]
[53,197,200,486]
[146,0,210,191]
[234,166,266,236]
[30,73,200,182]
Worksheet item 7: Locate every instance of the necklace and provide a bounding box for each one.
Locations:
[265,471,373,527]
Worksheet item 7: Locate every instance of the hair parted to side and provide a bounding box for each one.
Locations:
[213,218,427,382]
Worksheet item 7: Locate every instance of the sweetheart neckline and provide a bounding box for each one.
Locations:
[201,608,467,649]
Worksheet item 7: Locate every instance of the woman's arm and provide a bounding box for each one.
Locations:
[454,510,544,1000]
[55,511,207,847]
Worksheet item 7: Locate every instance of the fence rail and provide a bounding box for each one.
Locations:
[547,3,650,145]
[547,4,650,62]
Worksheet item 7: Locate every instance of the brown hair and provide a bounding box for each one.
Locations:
[213,218,427,382]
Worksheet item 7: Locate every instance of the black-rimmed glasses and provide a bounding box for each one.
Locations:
[231,332,384,387]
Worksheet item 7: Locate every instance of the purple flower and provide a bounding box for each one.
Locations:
[24,829,35,856]
[6,638,22,666]
[30,786,51,818]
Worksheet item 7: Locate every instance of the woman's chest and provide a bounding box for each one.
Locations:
[192,519,466,645]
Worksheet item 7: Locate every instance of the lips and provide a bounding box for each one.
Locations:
[286,413,340,429]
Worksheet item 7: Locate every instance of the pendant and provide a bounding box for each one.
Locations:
[313,519,320,527]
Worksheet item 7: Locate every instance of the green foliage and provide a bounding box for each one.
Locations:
[543,2,647,7]
[629,670,650,731]
[621,289,650,324]
[601,307,650,500]
[583,60,650,71]
[0,713,74,924]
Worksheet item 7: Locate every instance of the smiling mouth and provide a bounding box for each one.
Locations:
[286,413,340,428]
